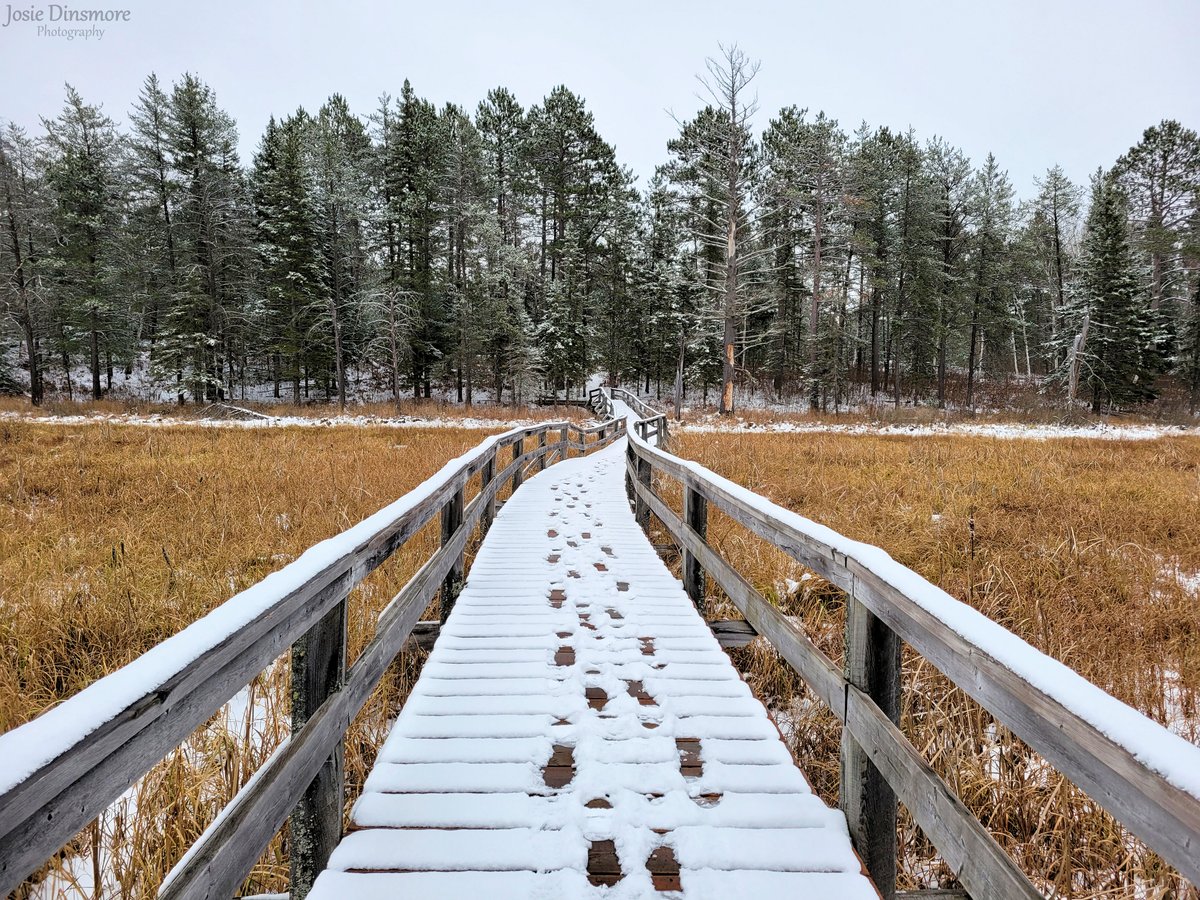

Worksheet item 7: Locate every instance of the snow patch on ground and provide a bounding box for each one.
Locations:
[0,410,542,431]
[681,417,1198,441]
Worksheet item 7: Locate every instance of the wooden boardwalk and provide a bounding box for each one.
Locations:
[308,438,877,899]
[4,391,1198,899]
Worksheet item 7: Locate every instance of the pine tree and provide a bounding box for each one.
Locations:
[1074,170,1157,411]
[126,73,178,351]
[158,73,251,402]
[680,46,763,415]
[925,138,973,405]
[42,84,125,400]
[311,94,373,407]
[0,125,52,403]
[762,108,850,407]
[252,111,325,403]
[1115,121,1200,314]
[964,153,1015,407]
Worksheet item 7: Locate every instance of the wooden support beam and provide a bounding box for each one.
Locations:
[635,456,651,532]
[439,486,465,621]
[709,619,757,648]
[683,485,707,614]
[480,454,496,531]
[537,431,547,472]
[288,598,347,899]
[841,595,902,899]
[511,436,524,493]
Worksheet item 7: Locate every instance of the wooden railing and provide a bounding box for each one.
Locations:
[616,390,1200,899]
[0,416,625,899]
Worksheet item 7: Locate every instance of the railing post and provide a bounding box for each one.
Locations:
[481,452,496,531]
[840,595,901,899]
[560,424,569,459]
[512,436,524,492]
[625,444,635,504]
[635,455,651,532]
[683,482,707,614]
[439,485,465,620]
[289,595,347,899]
[537,429,547,471]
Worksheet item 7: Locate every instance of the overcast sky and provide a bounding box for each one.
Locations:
[1,0,1197,197]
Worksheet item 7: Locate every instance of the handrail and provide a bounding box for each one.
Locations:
[0,415,626,899]
[613,388,1200,898]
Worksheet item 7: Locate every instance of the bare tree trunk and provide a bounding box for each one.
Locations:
[809,200,823,411]
[89,304,101,400]
[1067,313,1090,407]
[721,176,738,415]
[674,331,685,420]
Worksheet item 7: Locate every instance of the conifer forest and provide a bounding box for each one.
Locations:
[2,48,1198,415]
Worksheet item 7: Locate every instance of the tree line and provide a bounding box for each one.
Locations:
[2,51,1198,414]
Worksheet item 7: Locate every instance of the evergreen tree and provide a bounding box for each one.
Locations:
[964,153,1015,407]
[252,111,325,403]
[1072,171,1157,411]
[925,138,973,405]
[311,94,373,407]
[42,85,126,400]
[0,125,52,403]
[126,73,179,351]
[159,73,251,402]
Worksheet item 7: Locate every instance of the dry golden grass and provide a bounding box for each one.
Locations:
[668,431,1200,897]
[6,415,1198,897]
[0,420,510,897]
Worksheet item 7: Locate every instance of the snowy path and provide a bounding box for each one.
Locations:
[309,438,876,899]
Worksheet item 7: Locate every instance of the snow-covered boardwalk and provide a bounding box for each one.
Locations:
[308,439,876,899]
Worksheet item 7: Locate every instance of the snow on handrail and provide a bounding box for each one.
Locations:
[0,415,627,897]
[620,394,1200,889]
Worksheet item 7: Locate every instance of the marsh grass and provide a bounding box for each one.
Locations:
[5,420,1199,897]
[0,421,507,896]
[668,431,1200,897]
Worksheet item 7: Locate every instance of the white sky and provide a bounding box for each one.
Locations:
[1,0,1197,197]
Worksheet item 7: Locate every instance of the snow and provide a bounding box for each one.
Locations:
[307,432,874,898]
[681,416,1198,441]
[0,409,545,432]
[626,419,1200,802]
[0,425,535,796]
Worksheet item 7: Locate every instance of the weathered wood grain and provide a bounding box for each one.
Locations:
[628,436,1200,887]
[628,467,1044,899]
[841,596,901,898]
[288,598,347,898]
[0,419,627,896]
[682,485,707,614]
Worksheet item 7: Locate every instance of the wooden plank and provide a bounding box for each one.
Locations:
[628,439,1200,886]
[439,487,465,620]
[0,573,352,895]
[627,469,1042,899]
[841,596,901,898]
[159,486,490,900]
[402,621,440,651]
[683,485,707,614]
[635,455,651,532]
[480,453,496,532]
[288,598,347,899]
[708,619,757,648]
[0,423,566,894]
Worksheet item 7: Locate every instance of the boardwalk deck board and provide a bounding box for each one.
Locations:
[308,437,876,899]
